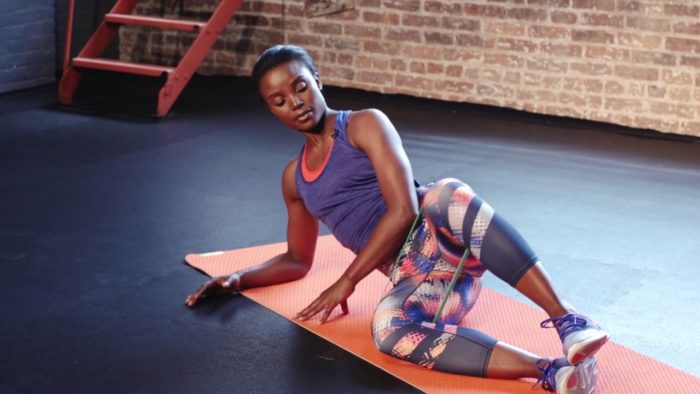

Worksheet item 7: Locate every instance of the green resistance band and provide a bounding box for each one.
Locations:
[433,247,469,324]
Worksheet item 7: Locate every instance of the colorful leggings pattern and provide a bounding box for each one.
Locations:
[372,178,539,376]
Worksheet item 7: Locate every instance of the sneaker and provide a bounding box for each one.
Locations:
[538,357,598,393]
[541,313,609,365]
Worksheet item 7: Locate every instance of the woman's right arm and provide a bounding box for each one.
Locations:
[185,159,318,307]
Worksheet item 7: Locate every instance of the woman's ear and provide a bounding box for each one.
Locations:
[314,72,323,90]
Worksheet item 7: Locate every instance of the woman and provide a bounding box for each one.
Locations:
[185,45,608,393]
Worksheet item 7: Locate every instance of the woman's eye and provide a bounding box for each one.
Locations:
[296,82,308,92]
[273,98,285,107]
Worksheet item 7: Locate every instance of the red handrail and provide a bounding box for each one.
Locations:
[63,0,76,76]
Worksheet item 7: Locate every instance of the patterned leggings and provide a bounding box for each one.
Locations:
[372,178,539,376]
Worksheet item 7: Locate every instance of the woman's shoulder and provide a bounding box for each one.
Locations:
[348,108,388,124]
[346,108,393,148]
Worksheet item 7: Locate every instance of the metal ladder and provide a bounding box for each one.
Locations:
[59,0,244,117]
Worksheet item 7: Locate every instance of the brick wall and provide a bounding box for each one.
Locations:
[0,1,56,93]
[120,0,700,136]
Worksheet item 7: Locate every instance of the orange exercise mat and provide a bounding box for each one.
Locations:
[185,236,700,393]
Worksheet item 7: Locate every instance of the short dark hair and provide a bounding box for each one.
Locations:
[251,45,318,89]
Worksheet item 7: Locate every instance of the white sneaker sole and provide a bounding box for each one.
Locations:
[557,357,598,394]
[565,329,610,365]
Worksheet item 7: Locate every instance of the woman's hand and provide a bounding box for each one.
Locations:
[295,276,353,324]
[185,275,238,308]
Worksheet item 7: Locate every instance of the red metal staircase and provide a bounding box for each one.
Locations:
[59,0,244,117]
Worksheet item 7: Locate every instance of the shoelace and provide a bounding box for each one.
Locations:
[541,313,588,340]
[534,358,557,392]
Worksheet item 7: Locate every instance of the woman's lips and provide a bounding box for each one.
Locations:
[296,109,312,122]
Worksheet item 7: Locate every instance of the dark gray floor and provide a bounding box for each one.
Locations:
[1,77,699,393]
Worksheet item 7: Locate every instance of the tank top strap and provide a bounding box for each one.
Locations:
[333,110,351,141]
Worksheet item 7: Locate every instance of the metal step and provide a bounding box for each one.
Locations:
[105,13,206,32]
[73,57,174,77]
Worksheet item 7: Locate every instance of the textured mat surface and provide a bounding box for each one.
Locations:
[186,236,700,393]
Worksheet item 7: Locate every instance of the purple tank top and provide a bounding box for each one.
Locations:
[295,110,386,255]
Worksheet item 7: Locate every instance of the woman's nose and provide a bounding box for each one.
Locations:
[291,95,304,109]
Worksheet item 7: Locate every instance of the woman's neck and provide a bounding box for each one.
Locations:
[304,108,338,147]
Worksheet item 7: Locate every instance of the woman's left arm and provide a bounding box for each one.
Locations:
[296,109,418,323]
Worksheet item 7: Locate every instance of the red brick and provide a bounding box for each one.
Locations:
[649,102,695,119]
[572,29,614,44]
[395,74,434,91]
[666,37,700,54]
[383,0,420,12]
[364,40,399,55]
[356,70,393,85]
[424,32,454,45]
[630,50,676,66]
[551,11,577,24]
[424,1,462,14]
[344,25,381,39]
[434,80,474,94]
[385,28,421,43]
[323,52,338,64]
[558,92,587,107]
[362,11,400,25]
[605,98,644,112]
[517,89,558,102]
[443,48,481,62]
[355,0,381,6]
[563,78,603,93]
[541,43,582,57]
[484,53,526,68]
[323,65,355,80]
[662,70,693,85]
[485,21,526,36]
[615,65,659,81]
[287,33,323,47]
[528,0,570,7]
[680,56,700,68]
[481,69,502,82]
[456,34,495,48]
[668,87,692,101]
[497,38,538,52]
[327,9,360,22]
[617,0,641,12]
[604,81,625,95]
[464,4,506,18]
[390,58,407,71]
[478,84,515,98]
[506,8,548,21]
[581,13,624,28]
[441,17,480,31]
[572,0,614,11]
[647,85,666,98]
[309,22,342,35]
[355,55,372,68]
[324,36,360,51]
[626,16,671,32]
[674,22,700,35]
[584,46,630,61]
[427,63,444,74]
[617,32,663,49]
[445,64,463,77]
[402,45,442,60]
[504,71,521,84]
[409,61,426,74]
[527,58,568,73]
[664,4,700,17]
[401,14,439,27]
[571,62,612,75]
[528,25,569,39]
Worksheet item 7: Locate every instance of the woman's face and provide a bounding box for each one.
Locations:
[258,60,327,133]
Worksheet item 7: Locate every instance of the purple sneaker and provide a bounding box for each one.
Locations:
[541,313,610,365]
[538,357,599,393]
